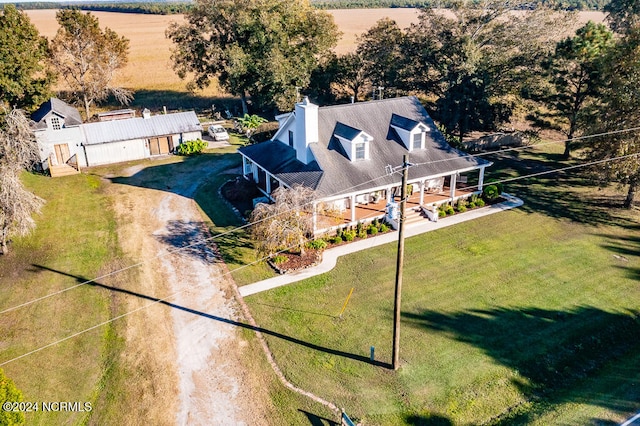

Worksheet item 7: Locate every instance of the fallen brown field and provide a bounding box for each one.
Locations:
[26,8,606,96]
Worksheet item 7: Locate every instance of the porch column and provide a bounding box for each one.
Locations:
[386,186,393,202]
[252,164,258,183]
[266,173,271,194]
[350,194,356,223]
[419,180,425,205]
[450,173,457,201]
[478,167,485,191]
[242,156,247,176]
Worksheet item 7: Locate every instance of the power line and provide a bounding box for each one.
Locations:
[1,149,637,366]
[2,125,639,316]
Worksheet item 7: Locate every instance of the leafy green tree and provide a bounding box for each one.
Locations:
[239,113,267,140]
[587,29,640,208]
[167,0,340,113]
[356,17,405,96]
[541,21,613,159]
[0,5,54,111]
[49,9,131,119]
[0,368,24,425]
[605,0,640,34]
[335,52,368,102]
[403,1,572,142]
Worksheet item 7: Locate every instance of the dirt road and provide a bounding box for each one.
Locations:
[106,156,268,425]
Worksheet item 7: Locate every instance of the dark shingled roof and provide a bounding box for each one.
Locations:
[333,122,362,141]
[31,98,83,130]
[241,96,491,198]
[239,141,323,189]
[390,113,421,131]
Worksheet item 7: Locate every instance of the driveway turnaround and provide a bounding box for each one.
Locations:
[239,194,523,297]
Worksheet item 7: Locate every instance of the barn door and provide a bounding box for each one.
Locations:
[158,136,171,154]
[149,138,160,155]
[54,143,71,164]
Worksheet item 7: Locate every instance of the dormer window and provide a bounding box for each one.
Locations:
[334,122,372,162]
[412,132,423,149]
[51,117,62,130]
[390,114,429,151]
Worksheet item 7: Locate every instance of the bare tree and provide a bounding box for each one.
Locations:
[250,185,317,258]
[0,109,45,255]
[50,10,131,119]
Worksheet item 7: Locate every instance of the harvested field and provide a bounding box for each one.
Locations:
[26,8,606,93]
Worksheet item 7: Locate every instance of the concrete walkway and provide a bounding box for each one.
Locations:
[239,194,524,297]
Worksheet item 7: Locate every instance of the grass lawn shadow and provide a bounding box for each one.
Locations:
[402,306,640,423]
[485,151,637,227]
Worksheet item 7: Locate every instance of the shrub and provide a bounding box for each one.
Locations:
[445,204,455,215]
[356,221,364,235]
[483,184,499,201]
[438,210,446,218]
[306,239,327,250]
[357,230,368,239]
[343,230,356,241]
[272,255,287,264]
[487,179,504,195]
[372,218,380,228]
[468,201,476,209]
[456,199,467,213]
[336,228,343,239]
[476,198,486,207]
[330,236,342,244]
[379,223,389,232]
[368,224,378,235]
[176,139,207,156]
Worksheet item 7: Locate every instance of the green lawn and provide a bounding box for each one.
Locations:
[0,172,126,425]
[243,146,640,425]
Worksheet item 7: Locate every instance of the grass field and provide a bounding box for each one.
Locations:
[0,172,128,425]
[243,144,640,425]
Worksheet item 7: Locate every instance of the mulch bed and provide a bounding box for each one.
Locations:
[269,249,323,274]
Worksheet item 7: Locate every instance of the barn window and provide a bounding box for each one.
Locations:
[51,117,62,131]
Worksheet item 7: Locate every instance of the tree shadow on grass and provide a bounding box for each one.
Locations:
[298,409,339,425]
[30,264,390,369]
[599,232,640,281]
[402,306,640,424]
[484,151,636,227]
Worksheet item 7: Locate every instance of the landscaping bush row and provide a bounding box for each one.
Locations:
[319,218,391,245]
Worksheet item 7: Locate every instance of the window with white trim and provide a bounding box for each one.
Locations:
[355,143,366,160]
[51,117,61,131]
[412,132,422,149]
[288,130,294,147]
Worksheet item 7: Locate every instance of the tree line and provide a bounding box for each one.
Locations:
[6,0,609,14]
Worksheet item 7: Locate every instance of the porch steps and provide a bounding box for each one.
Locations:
[49,164,80,178]
[403,206,429,225]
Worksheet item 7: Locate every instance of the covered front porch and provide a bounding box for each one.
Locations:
[314,175,482,234]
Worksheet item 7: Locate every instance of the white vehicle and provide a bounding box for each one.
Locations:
[208,124,229,141]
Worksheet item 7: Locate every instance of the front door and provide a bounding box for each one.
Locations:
[54,143,70,165]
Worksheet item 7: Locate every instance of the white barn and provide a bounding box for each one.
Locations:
[32,99,203,176]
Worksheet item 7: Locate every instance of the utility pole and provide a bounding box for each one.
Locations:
[392,154,409,370]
